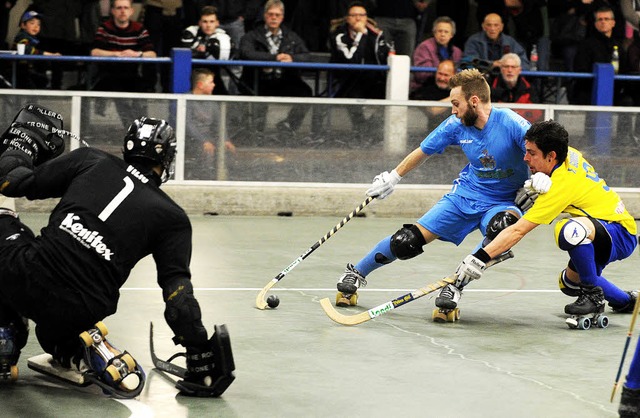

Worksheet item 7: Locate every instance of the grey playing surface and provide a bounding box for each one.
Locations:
[2,212,638,418]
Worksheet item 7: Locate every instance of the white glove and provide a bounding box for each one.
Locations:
[366,169,402,199]
[454,254,486,287]
[514,187,538,212]
[526,172,552,194]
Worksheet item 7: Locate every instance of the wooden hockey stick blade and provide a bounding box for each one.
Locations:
[320,250,515,326]
[149,322,187,379]
[255,196,374,310]
[320,277,456,326]
[610,293,640,402]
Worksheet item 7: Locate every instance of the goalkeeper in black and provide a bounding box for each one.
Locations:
[0,104,234,397]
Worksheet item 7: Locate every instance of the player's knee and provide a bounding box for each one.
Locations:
[482,211,519,247]
[558,269,581,297]
[390,224,426,260]
[554,218,591,251]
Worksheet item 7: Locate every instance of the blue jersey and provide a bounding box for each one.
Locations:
[420,107,530,202]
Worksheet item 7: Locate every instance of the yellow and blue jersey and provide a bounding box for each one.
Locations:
[523,147,637,235]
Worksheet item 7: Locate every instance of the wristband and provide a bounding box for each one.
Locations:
[472,248,491,263]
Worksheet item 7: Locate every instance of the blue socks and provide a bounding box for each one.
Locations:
[354,236,396,276]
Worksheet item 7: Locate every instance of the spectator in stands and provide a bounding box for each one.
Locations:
[238,0,313,137]
[0,1,16,50]
[491,52,543,122]
[181,6,235,94]
[464,12,530,71]
[329,1,389,129]
[89,0,156,135]
[143,0,184,92]
[548,0,590,72]
[411,16,462,96]
[371,0,422,56]
[13,11,61,89]
[186,68,236,179]
[503,0,550,71]
[411,59,455,132]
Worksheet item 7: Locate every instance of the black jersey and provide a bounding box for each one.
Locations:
[5,147,192,318]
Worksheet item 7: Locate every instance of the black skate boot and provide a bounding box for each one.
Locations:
[609,290,638,313]
[432,284,462,323]
[336,263,367,307]
[565,286,608,329]
[619,386,640,418]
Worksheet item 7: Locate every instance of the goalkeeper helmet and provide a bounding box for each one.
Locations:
[123,117,176,182]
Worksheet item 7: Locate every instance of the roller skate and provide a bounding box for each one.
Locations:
[28,322,145,398]
[565,286,609,330]
[0,327,20,382]
[609,290,638,313]
[336,263,366,307]
[432,284,462,323]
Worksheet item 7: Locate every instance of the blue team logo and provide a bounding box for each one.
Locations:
[478,150,496,170]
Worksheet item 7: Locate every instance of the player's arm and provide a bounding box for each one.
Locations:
[366,147,430,199]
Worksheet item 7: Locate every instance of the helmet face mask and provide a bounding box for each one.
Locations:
[123,117,176,182]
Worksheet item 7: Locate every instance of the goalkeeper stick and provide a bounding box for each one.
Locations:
[610,294,640,402]
[320,250,514,326]
[255,196,374,309]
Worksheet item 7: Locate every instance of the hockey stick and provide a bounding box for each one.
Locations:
[319,250,515,326]
[610,294,640,402]
[255,196,374,309]
[149,322,186,379]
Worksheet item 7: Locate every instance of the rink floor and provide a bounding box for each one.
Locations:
[1,211,639,418]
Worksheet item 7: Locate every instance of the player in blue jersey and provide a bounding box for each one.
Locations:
[334,68,535,315]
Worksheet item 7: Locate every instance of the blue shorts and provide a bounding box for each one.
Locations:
[417,193,522,246]
[601,220,638,263]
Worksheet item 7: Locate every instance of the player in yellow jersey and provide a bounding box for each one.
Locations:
[454,120,638,317]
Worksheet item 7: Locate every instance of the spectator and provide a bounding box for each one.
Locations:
[12,11,61,89]
[491,53,543,122]
[503,0,550,71]
[181,6,234,95]
[410,59,455,132]
[89,0,157,135]
[371,0,421,56]
[464,12,530,71]
[143,0,184,92]
[548,0,590,72]
[0,1,16,50]
[186,68,237,179]
[329,1,389,130]
[411,16,462,96]
[239,0,313,137]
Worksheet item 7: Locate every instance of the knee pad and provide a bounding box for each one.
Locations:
[558,269,581,297]
[482,211,519,247]
[554,218,592,251]
[390,224,426,260]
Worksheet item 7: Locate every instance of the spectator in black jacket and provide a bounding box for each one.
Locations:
[239,0,313,138]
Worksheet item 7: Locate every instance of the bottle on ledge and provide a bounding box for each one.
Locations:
[529,44,538,71]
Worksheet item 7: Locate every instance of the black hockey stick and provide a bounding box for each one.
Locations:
[320,250,514,325]
[255,196,374,309]
[149,322,186,379]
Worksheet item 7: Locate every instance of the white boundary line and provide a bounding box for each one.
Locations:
[121,287,560,293]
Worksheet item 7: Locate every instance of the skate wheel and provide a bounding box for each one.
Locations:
[432,309,447,323]
[335,292,357,307]
[446,310,457,322]
[106,364,121,382]
[349,293,358,306]
[80,330,94,347]
[596,315,609,329]
[10,365,18,382]
[578,317,591,330]
[95,321,108,337]
[121,353,136,372]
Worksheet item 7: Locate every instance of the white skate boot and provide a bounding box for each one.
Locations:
[336,263,367,307]
[432,284,462,322]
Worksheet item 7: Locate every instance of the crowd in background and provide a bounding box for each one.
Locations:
[2,0,640,113]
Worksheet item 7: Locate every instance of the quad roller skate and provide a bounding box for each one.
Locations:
[0,327,20,382]
[432,284,462,323]
[336,263,366,307]
[79,322,145,397]
[28,321,145,398]
[565,286,609,330]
